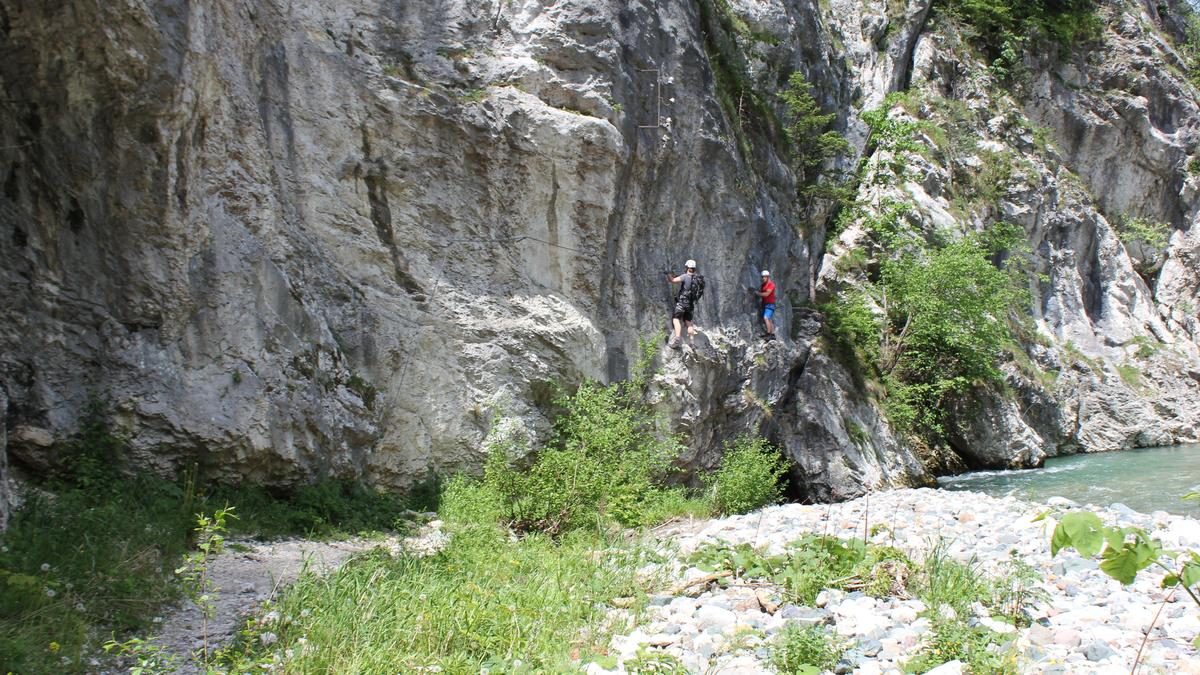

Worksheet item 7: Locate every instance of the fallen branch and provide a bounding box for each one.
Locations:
[669,571,732,596]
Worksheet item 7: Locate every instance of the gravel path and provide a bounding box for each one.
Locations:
[152,520,446,672]
[596,488,1200,674]
[153,536,392,669]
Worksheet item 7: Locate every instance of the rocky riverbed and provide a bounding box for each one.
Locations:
[593,489,1200,674]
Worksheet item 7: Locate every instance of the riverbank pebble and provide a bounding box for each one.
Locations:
[592,488,1200,674]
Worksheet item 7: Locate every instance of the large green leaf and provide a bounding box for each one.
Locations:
[1182,562,1200,588]
[1099,540,1159,585]
[1053,512,1105,558]
[1099,547,1142,584]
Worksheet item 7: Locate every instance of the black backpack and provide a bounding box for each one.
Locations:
[689,274,705,304]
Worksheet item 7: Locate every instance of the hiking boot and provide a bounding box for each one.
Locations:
[764,333,777,341]
[668,336,682,350]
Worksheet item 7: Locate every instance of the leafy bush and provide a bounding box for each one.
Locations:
[706,436,789,515]
[772,624,845,674]
[830,220,1029,438]
[483,377,682,534]
[883,233,1027,384]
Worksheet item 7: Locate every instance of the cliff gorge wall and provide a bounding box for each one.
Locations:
[1,0,1198,515]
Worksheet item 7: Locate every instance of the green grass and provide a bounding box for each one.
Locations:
[691,536,1028,673]
[6,348,791,673]
[689,535,913,606]
[903,616,1018,673]
[220,488,657,673]
[1116,363,1143,389]
[0,479,192,673]
[0,403,426,673]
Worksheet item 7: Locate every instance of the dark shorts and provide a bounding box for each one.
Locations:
[672,302,693,321]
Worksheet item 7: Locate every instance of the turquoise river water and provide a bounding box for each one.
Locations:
[939,443,1200,517]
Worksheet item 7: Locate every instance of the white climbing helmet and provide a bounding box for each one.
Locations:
[761,270,770,277]
[685,259,697,269]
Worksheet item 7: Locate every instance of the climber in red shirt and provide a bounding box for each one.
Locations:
[755,270,776,341]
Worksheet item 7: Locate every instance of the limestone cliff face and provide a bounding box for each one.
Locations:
[1,0,1198,514]
[817,0,1200,468]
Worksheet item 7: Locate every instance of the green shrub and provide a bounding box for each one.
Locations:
[1114,214,1170,250]
[204,479,413,539]
[836,222,1029,438]
[937,0,1103,60]
[483,378,682,534]
[772,624,845,674]
[1130,335,1159,359]
[902,616,1017,674]
[707,436,789,515]
[781,72,850,188]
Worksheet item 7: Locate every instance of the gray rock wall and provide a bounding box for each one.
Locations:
[0,0,1197,503]
[0,0,830,489]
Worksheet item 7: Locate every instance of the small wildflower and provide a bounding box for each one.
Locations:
[74,602,85,612]
[259,631,278,646]
[48,641,61,652]
[45,588,56,598]
[40,563,51,572]
[263,610,280,624]
[299,608,311,618]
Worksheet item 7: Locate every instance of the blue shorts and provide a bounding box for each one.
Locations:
[762,303,775,320]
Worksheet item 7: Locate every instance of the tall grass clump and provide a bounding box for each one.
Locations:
[706,436,790,515]
[230,482,654,673]
[772,624,846,674]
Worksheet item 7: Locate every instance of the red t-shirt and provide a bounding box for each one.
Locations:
[761,279,776,304]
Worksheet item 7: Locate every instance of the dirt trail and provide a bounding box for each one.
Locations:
[154,536,395,668]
